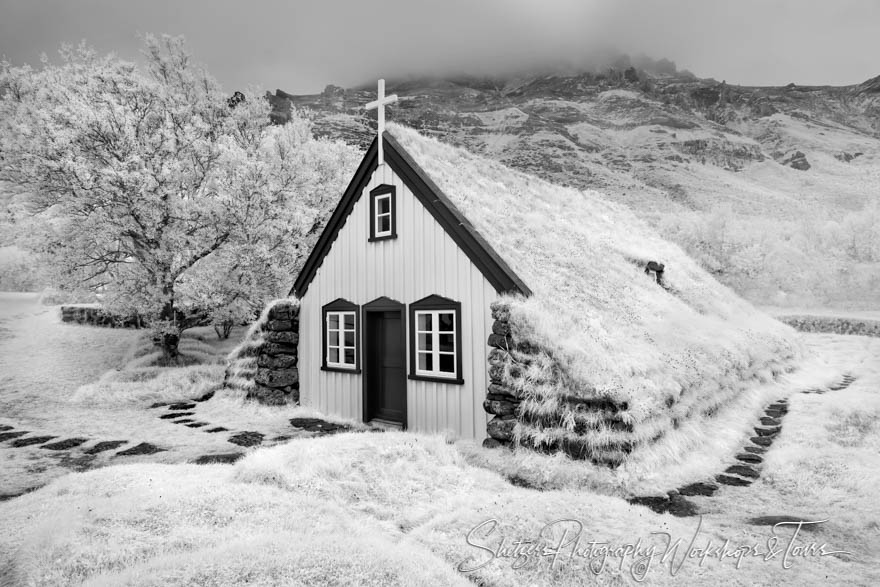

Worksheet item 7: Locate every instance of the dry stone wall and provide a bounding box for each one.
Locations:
[482,300,635,467]
[223,299,300,406]
[483,302,521,447]
[60,305,146,328]
[777,315,880,338]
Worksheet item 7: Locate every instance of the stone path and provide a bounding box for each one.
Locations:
[0,425,138,457]
[84,440,128,454]
[1,406,360,500]
[0,388,229,475]
[288,417,351,434]
[3,385,369,501]
[193,453,245,465]
[627,374,856,517]
[42,438,89,450]
[140,400,356,463]
[144,394,351,464]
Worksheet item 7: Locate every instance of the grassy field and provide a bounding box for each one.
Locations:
[1,292,879,585]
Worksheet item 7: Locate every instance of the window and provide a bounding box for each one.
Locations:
[408,295,463,384]
[322,299,360,372]
[369,184,396,241]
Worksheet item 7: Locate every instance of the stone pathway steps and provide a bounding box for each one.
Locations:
[145,400,356,464]
[0,426,136,457]
[628,373,856,517]
[3,390,371,500]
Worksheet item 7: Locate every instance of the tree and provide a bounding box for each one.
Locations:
[0,36,358,359]
[176,119,360,338]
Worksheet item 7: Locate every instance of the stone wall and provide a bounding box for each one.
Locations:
[483,301,521,448]
[482,300,634,467]
[60,305,146,328]
[223,299,300,406]
[777,315,880,338]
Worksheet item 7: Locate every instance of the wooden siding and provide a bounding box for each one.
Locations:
[299,163,496,440]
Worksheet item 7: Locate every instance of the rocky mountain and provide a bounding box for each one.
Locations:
[267,63,880,222]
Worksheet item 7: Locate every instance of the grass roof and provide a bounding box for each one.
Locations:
[388,123,800,453]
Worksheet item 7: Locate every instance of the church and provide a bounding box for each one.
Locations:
[290,81,529,440]
[235,79,798,464]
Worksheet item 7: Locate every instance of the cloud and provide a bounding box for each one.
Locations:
[1,0,878,93]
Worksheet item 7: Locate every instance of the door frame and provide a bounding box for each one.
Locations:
[361,296,407,429]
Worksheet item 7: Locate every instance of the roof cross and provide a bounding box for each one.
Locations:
[365,78,398,165]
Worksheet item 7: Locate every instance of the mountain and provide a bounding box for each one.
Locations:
[267,63,880,308]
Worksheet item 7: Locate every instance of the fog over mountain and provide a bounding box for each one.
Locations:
[1,0,879,92]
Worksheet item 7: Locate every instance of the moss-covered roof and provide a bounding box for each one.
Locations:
[387,122,799,452]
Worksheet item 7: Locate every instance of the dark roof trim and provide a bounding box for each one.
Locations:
[291,132,531,298]
[382,132,531,297]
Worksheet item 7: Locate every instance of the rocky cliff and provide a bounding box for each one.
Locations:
[267,63,880,220]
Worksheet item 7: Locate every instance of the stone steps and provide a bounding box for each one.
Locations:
[627,374,855,516]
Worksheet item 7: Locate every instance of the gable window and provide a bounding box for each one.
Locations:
[408,295,463,384]
[369,184,397,241]
[322,299,360,373]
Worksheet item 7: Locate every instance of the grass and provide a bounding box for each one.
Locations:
[0,457,471,587]
[2,292,878,585]
[1,303,877,583]
[3,352,880,587]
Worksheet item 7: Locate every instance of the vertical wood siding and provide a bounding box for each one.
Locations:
[300,164,496,439]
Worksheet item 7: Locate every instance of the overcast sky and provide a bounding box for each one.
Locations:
[1,0,878,94]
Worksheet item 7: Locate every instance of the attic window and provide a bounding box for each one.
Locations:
[409,295,463,384]
[322,298,360,373]
[369,184,396,241]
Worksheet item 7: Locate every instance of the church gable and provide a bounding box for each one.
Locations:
[291,134,531,298]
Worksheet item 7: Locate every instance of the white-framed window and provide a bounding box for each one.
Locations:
[369,185,396,241]
[414,309,457,378]
[374,193,392,237]
[322,299,359,372]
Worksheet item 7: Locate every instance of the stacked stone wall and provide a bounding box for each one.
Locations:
[777,315,880,338]
[223,299,300,406]
[61,305,146,328]
[483,302,521,447]
[482,300,635,467]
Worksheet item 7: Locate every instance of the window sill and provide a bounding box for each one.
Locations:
[408,374,464,385]
[321,366,361,374]
[368,234,397,242]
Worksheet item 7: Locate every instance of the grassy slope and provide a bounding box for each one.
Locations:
[1,331,878,586]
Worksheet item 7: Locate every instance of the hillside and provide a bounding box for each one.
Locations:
[268,63,880,308]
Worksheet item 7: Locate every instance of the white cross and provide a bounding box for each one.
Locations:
[365,78,398,165]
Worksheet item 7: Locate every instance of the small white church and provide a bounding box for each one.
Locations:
[290,81,530,439]
[228,79,796,464]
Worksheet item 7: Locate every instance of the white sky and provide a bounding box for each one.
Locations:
[0,0,878,93]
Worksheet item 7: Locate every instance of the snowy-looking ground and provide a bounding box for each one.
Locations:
[1,292,879,585]
[0,292,350,497]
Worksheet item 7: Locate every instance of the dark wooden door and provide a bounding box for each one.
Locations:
[365,310,406,424]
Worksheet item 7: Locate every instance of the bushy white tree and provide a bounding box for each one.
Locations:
[0,36,359,358]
